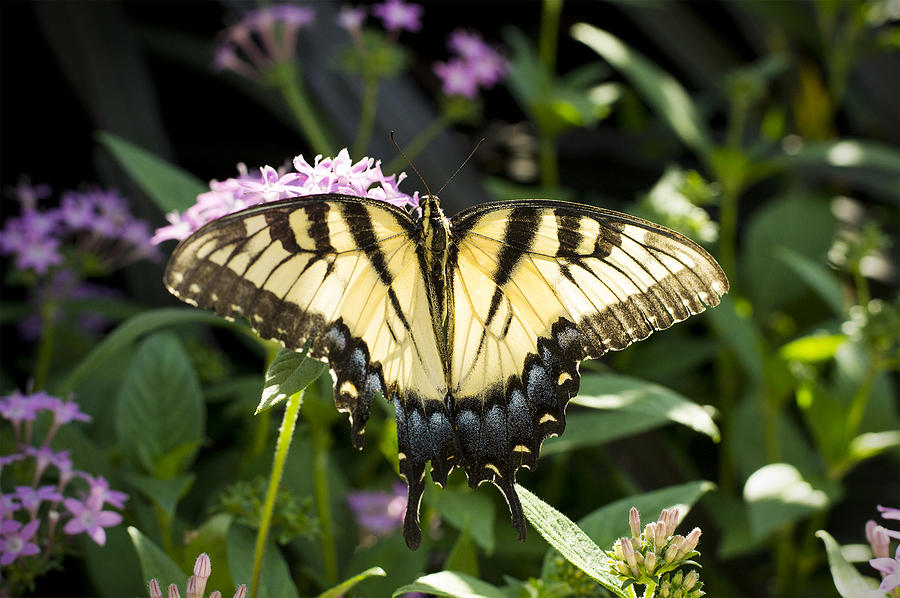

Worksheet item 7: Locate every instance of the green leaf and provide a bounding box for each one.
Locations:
[816,530,880,598]
[743,463,839,539]
[845,431,900,467]
[127,526,188,587]
[741,195,836,317]
[571,23,713,160]
[576,480,715,550]
[59,307,237,396]
[392,571,508,598]
[776,248,845,315]
[779,334,847,363]
[571,374,719,440]
[97,130,206,214]
[316,567,386,598]
[429,486,496,555]
[706,296,766,387]
[82,524,144,597]
[227,524,298,598]
[126,472,195,518]
[443,526,480,578]
[343,533,426,598]
[516,485,626,596]
[114,332,204,475]
[257,347,326,414]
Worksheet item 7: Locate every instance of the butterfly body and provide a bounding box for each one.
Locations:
[164,193,728,549]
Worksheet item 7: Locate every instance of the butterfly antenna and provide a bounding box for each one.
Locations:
[437,137,485,196]
[391,131,432,197]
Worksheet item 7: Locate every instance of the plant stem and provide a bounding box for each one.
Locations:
[539,0,562,76]
[538,134,559,190]
[537,0,562,190]
[642,580,657,598]
[385,115,450,177]
[275,63,334,156]
[33,301,57,391]
[310,411,338,585]
[353,75,380,158]
[718,187,739,286]
[251,390,304,598]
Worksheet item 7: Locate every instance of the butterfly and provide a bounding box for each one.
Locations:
[164,193,728,549]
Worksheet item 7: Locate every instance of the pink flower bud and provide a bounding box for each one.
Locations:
[186,576,200,598]
[167,583,181,598]
[233,585,248,598]
[683,569,700,590]
[208,592,222,598]
[194,553,212,579]
[149,579,163,598]
[621,536,638,570]
[679,527,702,558]
[644,522,657,545]
[629,507,641,539]
[644,551,657,574]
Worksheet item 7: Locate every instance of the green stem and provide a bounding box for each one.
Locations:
[251,390,304,598]
[33,302,57,391]
[156,505,173,554]
[852,265,870,307]
[311,412,338,585]
[762,389,780,463]
[642,580,657,598]
[845,361,877,441]
[718,187,739,286]
[385,115,450,178]
[538,133,559,190]
[275,63,333,156]
[352,76,380,158]
[726,99,748,150]
[773,525,796,594]
[539,0,562,75]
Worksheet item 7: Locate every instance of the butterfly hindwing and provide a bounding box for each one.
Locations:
[446,200,729,538]
[164,195,447,456]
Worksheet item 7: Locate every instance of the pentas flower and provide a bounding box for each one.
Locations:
[337,6,367,34]
[433,29,507,98]
[148,553,247,598]
[6,177,52,212]
[871,545,900,596]
[62,497,122,545]
[83,474,129,510]
[214,4,315,79]
[372,0,422,33]
[153,149,419,243]
[346,482,407,537]
[0,519,40,566]
[16,486,63,517]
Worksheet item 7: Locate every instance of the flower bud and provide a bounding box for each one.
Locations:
[629,507,642,539]
[186,576,200,598]
[665,540,681,563]
[672,570,684,586]
[644,550,657,574]
[614,541,625,560]
[678,527,702,559]
[149,579,163,598]
[683,570,700,591]
[233,585,248,598]
[662,508,679,536]
[168,584,182,598]
[616,560,631,576]
[194,553,212,579]
[644,522,657,546]
[209,593,222,598]
[621,536,638,569]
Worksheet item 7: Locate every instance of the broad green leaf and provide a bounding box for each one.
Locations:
[127,526,188,587]
[257,347,326,414]
[316,567,386,598]
[572,374,719,441]
[81,525,144,597]
[816,531,880,598]
[429,485,496,555]
[776,248,845,315]
[97,130,206,214]
[114,332,204,475]
[706,296,766,387]
[516,485,626,596]
[571,23,713,160]
[743,463,839,539]
[392,571,508,598]
[780,138,900,172]
[843,431,900,472]
[576,480,715,550]
[540,411,665,455]
[780,334,847,363]
[227,524,298,598]
[343,533,426,598]
[741,195,836,317]
[443,526,479,579]
[126,472,195,518]
[59,307,237,395]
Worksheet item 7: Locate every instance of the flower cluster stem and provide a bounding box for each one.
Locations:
[275,63,334,156]
[251,389,303,598]
[385,115,450,177]
[311,411,338,585]
[353,75,380,158]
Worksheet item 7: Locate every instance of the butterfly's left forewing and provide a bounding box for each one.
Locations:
[447,200,728,538]
[164,196,447,469]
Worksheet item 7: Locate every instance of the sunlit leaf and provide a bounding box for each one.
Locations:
[780,334,847,363]
[317,567,386,598]
[744,463,839,539]
[257,347,326,414]
[816,530,880,598]
[392,571,507,598]
[127,526,187,587]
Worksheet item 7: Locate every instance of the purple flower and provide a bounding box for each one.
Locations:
[16,485,63,517]
[14,234,63,274]
[338,6,366,33]
[0,391,43,425]
[372,0,422,33]
[154,149,419,243]
[47,399,92,425]
[871,544,900,594]
[0,453,25,469]
[62,497,123,546]
[0,494,21,519]
[346,482,407,537]
[0,519,40,565]
[878,505,900,521]
[83,474,129,510]
[216,4,315,77]
[6,177,52,211]
[434,58,480,99]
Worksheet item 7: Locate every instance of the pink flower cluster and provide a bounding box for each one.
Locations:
[868,505,900,595]
[433,30,508,99]
[0,180,156,275]
[0,390,127,571]
[152,148,420,244]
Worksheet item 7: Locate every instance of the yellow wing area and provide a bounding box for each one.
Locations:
[164,196,446,447]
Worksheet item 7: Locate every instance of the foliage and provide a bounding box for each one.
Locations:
[1,1,897,596]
